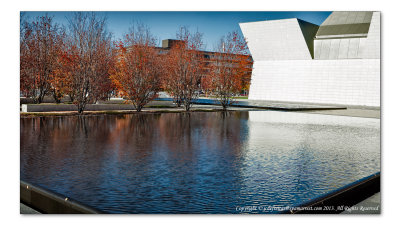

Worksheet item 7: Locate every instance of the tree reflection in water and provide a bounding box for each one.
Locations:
[20,112,250,213]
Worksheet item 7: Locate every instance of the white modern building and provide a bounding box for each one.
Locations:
[239,11,380,107]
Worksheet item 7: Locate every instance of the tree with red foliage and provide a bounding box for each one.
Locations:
[207,31,252,110]
[49,59,67,103]
[163,26,205,111]
[65,12,114,113]
[53,47,78,103]
[89,41,116,103]
[110,23,162,112]
[20,15,65,103]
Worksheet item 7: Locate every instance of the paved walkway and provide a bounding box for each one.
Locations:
[234,99,348,110]
[20,203,40,214]
[341,192,381,214]
[152,99,381,118]
[301,108,380,119]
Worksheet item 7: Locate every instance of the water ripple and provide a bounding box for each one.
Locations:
[20,111,380,213]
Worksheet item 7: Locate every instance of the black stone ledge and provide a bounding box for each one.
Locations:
[281,172,380,214]
[192,102,347,111]
[155,98,347,111]
[20,180,102,214]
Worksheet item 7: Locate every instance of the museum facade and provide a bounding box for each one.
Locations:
[239,11,380,107]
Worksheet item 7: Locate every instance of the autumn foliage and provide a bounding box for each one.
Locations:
[20,14,252,113]
[20,13,114,113]
[65,12,115,113]
[207,31,252,110]
[20,15,65,104]
[110,24,162,112]
[163,27,205,111]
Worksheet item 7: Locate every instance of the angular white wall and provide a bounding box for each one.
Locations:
[314,38,366,59]
[240,12,380,107]
[361,12,380,59]
[314,12,380,60]
[249,59,380,106]
[239,19,314,61]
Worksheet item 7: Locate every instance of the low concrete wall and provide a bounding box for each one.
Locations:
[21,104,139,112]
[21,181,101,214]
[20,97,126,105]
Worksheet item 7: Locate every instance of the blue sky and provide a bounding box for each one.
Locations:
[22,11,332,51]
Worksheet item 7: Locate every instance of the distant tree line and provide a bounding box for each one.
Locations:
[20,12,252,113]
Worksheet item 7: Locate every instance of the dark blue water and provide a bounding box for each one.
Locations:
[20,111,380,213]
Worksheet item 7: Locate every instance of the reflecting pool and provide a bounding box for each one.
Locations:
[20,111,380,213]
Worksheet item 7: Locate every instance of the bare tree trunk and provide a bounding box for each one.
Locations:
[52,89,62,103]
[33,90,45,104]
[77,103,86,114]
[174,96,183,107]
[185,104,191,111]
[183,96,192,111]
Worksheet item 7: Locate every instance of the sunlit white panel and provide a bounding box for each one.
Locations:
[319,40,331,59]
[329,39,340,59]
[348,38,360,58]
[239,19,313,61]
[338,39,350,59]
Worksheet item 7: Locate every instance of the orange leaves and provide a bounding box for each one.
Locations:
[62,12,115,112]
[109,23,162,112]
[208,31,252,109]
[162,28,206,111]
[20,14,65,103]
[20,15,253,113]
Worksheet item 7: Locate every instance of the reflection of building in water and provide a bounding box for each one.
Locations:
[240,11,380,107]
[245,111,380,201]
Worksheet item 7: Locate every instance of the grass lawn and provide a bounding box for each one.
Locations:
[233,96,248,99]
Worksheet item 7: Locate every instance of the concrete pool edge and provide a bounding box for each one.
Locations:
[282,172,380,214]
[20,180,102,214]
